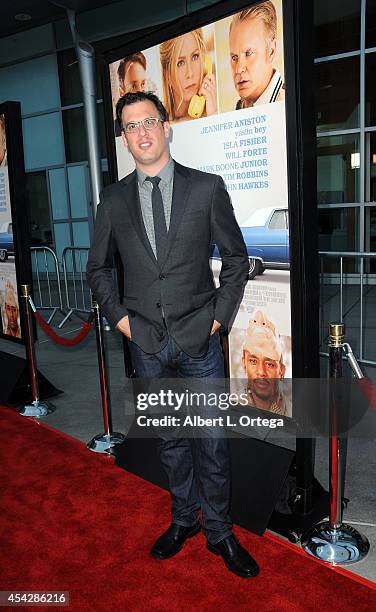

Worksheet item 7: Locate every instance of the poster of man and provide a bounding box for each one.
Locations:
[228,274,292,419]
[229,2,285,110]
[110,49,161,136]
[114,53,149,136]
[0,276,21,339]
[215,0,285,113]
[118,52,148,97]
[0,107,23,342]
[241,310,291,416]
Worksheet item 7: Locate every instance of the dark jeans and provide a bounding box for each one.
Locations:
[129,333,232,545]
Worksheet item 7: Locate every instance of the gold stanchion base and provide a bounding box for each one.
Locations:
[301,520,370,564]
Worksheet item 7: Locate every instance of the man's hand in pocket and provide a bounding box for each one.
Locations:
[210,319,221,335]
[116,315,131,339]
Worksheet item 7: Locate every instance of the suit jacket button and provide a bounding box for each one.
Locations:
[156,302,161,308]
[159,274,165,280]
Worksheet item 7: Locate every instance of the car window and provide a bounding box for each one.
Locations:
[243,208,272,227]
[269,210,287,230]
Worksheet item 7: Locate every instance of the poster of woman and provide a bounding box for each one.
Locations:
[159,26,218,123]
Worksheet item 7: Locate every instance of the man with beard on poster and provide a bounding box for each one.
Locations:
[87,91,260,578]
[229,1,285,109]
[242,310,290,416]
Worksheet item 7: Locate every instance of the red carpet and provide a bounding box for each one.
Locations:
[0,405,375,612]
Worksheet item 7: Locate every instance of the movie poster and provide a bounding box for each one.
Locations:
[108,1,291,416]
[0,112,22,340]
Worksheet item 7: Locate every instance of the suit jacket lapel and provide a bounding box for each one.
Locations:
[120,170,158,268]
[161,162,192,268]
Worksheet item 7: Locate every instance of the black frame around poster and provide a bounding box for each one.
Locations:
[99,0,321,521]
[0,101,31,344]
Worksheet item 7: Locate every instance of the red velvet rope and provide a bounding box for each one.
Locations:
[357,377,376,412]
[34,311,93,346]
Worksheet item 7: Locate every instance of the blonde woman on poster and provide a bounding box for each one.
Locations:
[159,29,218,122]
[242,310,291,416]
[229,1,285,109]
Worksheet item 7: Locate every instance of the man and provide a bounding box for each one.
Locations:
[114,53,148,137]
[3,282,21,338]
[242,310,290,416]
[229,1,285,109]
[87,91,259,578]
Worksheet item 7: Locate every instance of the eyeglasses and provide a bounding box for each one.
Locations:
[122,117,163,134]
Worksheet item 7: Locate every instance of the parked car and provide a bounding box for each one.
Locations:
[0,221,14,262]
[211,206,290,279]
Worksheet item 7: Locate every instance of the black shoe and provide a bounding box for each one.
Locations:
[207,535,260,578]
[151,523,201,559]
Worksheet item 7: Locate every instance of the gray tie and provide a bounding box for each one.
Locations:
[146,176,168,262]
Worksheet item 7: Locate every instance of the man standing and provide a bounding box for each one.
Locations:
[242,310,290,416]
[229,1,285,110]
[87,91,259,577]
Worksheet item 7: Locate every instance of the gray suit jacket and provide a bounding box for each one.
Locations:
[86,161,248,356]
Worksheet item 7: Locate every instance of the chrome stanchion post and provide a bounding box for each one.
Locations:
[301,323,369,564]
[19,284,53,417]
[328,322,343,531]
[87,295,125,453]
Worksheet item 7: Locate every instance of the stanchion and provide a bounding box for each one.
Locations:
[19,284,54,417]
[301,322,369,564]
[87,296,125,453]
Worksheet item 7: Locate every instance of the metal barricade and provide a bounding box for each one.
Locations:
[319,251,376,366]
[59,247,91,329]
[30,246,65,325]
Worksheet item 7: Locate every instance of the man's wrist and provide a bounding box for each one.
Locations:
[116,313,129,327]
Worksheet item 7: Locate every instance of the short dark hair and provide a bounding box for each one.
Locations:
[117,52,147,82]
[116,91,168,131]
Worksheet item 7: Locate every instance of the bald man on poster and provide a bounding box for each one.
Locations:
[242,310,291,416]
